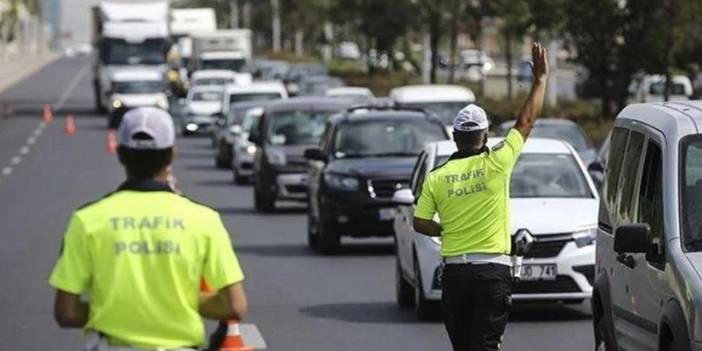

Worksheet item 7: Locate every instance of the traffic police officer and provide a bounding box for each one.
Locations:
[413,43,548,351]
[49,107,247,350]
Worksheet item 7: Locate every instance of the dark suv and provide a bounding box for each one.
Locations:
[248,97,354,212]
[304,107,449,253]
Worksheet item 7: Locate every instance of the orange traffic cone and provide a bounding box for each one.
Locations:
[106,129,117,154]
[64,114,76,135]
[219,321,253,351]
[42,104,53,123]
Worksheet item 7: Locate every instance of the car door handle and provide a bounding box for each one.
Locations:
[616,253,636,269]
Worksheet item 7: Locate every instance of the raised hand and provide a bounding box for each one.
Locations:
[530,43,549,82]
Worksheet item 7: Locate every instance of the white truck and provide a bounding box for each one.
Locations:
[190,30,253,74]
[170,8,217,73]
[92,0,171,113]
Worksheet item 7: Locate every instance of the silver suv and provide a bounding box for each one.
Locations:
[593,101,702,351]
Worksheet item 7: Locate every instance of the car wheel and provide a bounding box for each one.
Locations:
[413,254,435,321]
[306,211,319,249]
[594,306,616,351]
[254,186,275,213]
[318,216,340,254]
[396,254,414,308]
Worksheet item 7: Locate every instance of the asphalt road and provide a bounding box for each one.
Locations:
[0,56,594,350]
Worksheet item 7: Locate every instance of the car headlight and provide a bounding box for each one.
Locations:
[266,149,287,166]
[324,173,359,191]
[111,99,123,109]
[573,228,597,248]
[157,96,169,110]
[245,145,257,154]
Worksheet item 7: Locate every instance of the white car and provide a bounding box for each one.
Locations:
[629,74,693,103]
[180,86,223,135]
[393,138,599,320]
[325,86,374,104]
[190,69,252,89]
[108,68,169,127]
[231,107,263,183]
[221,81,288,116]
[460,49,494,73]
[390,84,475,133]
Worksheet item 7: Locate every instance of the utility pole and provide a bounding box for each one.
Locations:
[229,0,239,29]
[271,0,281,52]
[241,0,251,29]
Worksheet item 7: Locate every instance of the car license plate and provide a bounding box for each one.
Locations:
[520,264,557,281]
[378,208,397,220]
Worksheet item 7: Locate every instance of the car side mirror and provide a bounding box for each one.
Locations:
[392,188,415,206]
[588,161,604,173]
[304,148,327,162]
[614,224,651,254]
[229,125,243,135]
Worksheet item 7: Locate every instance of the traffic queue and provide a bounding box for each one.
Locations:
[89,0,600,343]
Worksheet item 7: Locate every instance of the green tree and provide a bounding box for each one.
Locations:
[495,0,530,99]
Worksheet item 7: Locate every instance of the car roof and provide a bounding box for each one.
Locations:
[616,101,702,139]
[224,81,285,94]
[390,84,475,103]
[432,138,575,157]
[192,70,236,79]
[189,85,223,93]
[326,87,374,97]
[111,69,162,81]
[332,109,437,125]
[230,100,271,110]
[499,118,578,128]
[264,96,354,113]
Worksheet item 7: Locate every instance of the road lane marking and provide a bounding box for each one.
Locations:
[1,167,11,176]
[53,62,90,112]
[240,324,267,349]
[19,146,30,155]
[10,156,21,165]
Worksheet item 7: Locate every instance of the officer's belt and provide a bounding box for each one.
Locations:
[442,253,512,266]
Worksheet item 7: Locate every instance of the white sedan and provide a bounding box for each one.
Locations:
[393,138,599,320]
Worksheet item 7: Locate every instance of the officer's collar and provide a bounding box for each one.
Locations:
[118,179,174,192]
[448,146,490,161]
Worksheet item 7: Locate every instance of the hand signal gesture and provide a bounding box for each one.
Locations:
[530,43,549,82]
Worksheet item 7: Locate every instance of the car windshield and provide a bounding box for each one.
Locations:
[682,138,702,247]
[113,81,164,94]
[528,124,591,151]
[194,78,234,86]
[202,59,247,72]
[334,120,447,158]
[241,113,260,132]
[229,93,281,104]
[400,102,468,125]
[191,91,222,102]
[650,82,687,96]
[511,153,592,198]
[267,110,336,146]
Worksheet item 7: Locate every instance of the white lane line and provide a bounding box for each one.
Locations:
[27,136,36,145]
[33,128,43,136]
[240,324,267,349]
[1,167,12,176]
[19,146,30,155]
[10,156,21,165]
[53,62,90,112]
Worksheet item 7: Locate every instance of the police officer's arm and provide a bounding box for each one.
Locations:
[514,43,549,140]
[54,290,89,328]
[199,283,247,321]
[413,218,442,237]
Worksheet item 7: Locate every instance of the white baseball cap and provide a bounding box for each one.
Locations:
[117,107,175,149]
[453,104,489,132]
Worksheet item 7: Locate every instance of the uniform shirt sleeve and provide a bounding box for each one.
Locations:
[49,214,92,294]
[414,174,437,220]
[487,128,525,174]
[203,214,245,291]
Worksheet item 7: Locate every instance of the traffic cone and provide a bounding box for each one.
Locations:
[64,114,76,135]
[106,129,117,155]
[219,321,253,351]
[42,104,53,123]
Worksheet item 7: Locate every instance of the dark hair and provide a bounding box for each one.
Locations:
[453,129,487,149]
[117,146,173,179]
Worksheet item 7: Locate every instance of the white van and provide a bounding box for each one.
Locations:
[390,84,475,132]
[593,101,702,350]
[629,74,693,103]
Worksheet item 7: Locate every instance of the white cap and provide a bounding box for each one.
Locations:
[453,104,489,132]
[117,107,175,149]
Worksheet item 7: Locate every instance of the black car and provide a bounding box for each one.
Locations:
[213,101,271,169]
[304,107,450,253]
[248,97,355,212]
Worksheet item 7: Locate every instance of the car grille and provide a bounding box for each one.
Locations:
[524,234,572,258]
[368,179,409,198]
[286,185,307,194]
[513,276,581,294]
